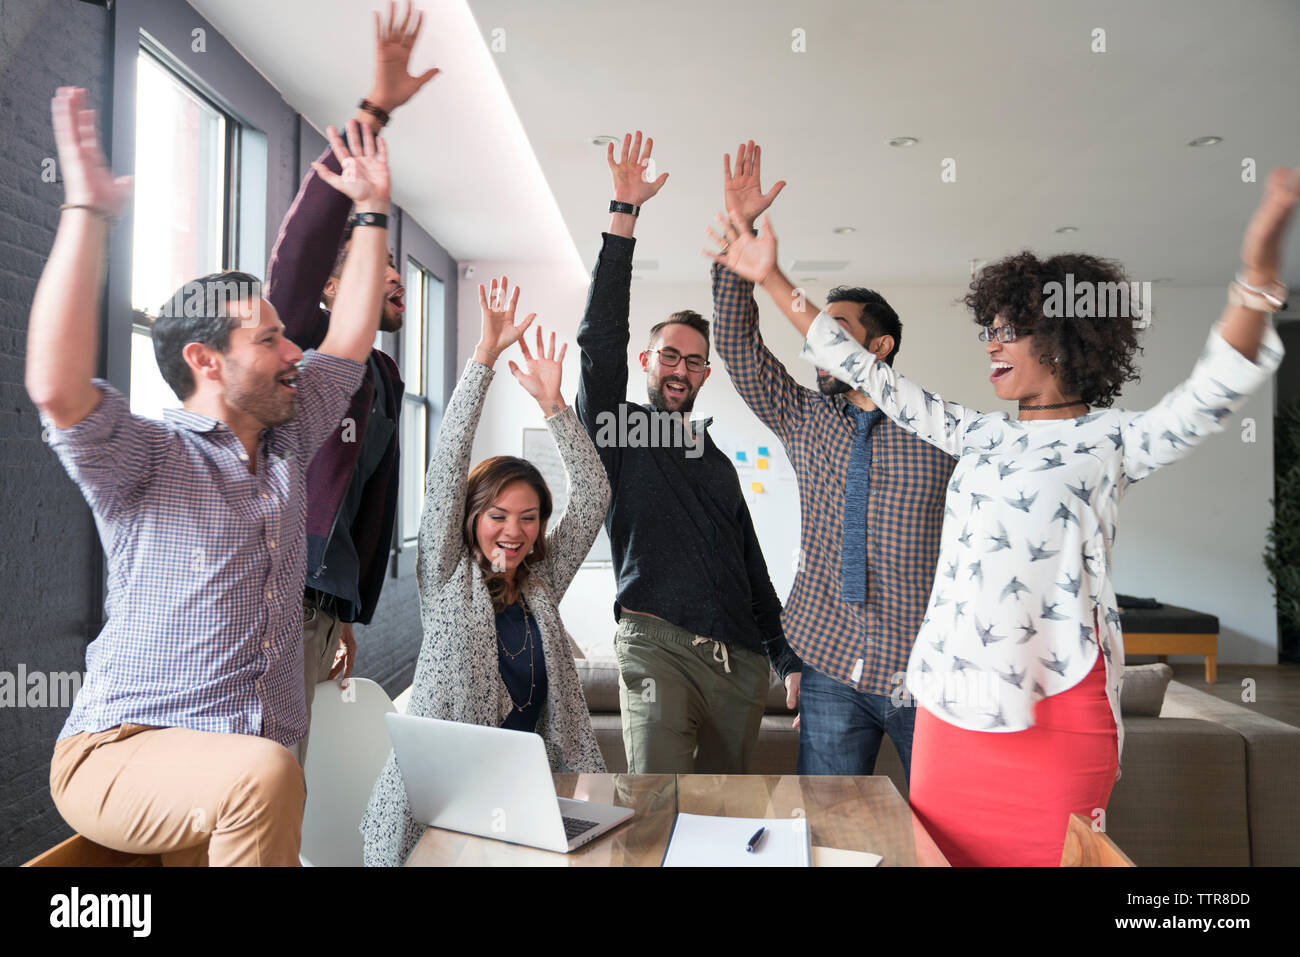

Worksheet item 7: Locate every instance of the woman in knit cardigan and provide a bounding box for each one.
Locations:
[362,277,609,866]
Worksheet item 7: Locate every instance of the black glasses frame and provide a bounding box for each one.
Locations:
[654,348,710,373]
[977,325,1020,344]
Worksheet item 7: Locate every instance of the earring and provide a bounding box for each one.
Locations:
[1053,355,1063,363]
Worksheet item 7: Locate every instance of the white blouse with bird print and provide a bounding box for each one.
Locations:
[801,311,1283,768]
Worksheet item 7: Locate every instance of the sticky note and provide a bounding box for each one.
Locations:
[756,458,769,470]
[735,451,747,462]
[757,446,770,457]
[750,482,764,493]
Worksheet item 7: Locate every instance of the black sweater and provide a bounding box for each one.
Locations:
[575,233,800,679]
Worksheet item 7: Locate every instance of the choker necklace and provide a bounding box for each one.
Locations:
[1019,400,1087,411]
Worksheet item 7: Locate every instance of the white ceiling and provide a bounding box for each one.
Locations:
[193,0,1300,288]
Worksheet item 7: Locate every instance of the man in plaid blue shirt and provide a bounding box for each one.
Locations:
[28,90,391,865]
[711,142,954,780]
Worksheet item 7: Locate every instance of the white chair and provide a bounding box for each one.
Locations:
[300,677,397,867]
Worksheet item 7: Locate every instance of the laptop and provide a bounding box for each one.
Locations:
[385,712,634,854]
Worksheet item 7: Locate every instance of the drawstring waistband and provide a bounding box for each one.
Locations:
[693,635,732,674]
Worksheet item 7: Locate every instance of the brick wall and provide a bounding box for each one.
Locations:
[0,0,113,867]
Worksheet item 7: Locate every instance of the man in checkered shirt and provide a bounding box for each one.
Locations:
[28,89,391,865]
[710,142,954,780]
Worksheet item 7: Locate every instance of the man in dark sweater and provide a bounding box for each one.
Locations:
[265,2,438,764]
[576,132,800,774]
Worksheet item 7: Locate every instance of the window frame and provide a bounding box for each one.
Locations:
[128,39,241,417]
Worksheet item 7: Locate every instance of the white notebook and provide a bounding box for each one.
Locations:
[662,814,812,867]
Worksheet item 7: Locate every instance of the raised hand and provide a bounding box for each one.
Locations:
[723,140,786,232]
[1240,164,1300,287]
[311,120,390,212]
[509,325,568,415]
[368,0,440,112]
[608,130,669,207]
[705,212,778,285]
[475,276,536,367]
[51,87,132,218]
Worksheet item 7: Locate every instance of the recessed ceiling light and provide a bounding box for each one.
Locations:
[1188,135,1222,147]
[888,136,919,148]
[1054,226,1079,234]
[833,226,856,235]
[591,135,618,146]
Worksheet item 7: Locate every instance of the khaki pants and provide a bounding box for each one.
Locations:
[614,612,770,774]
[49,723,305,866]
[296,594,344,767]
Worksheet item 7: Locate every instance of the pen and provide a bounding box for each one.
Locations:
[746,827,766,853]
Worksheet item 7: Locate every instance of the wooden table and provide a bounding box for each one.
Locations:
[404,774,949,867]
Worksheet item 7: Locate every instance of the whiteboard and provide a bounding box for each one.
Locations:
[522,428,612,564]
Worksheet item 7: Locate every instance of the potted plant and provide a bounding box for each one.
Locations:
[1265,401,1300,663]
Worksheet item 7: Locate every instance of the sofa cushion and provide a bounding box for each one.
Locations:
[766,669,796,713]
[1119,662,1172,717]
[576,658,622,713]
[1106,715,1251,866]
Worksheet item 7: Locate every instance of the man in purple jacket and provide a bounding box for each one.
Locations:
[265,1,439,763]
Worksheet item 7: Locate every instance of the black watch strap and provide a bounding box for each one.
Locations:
[349,211,389,230]
[609,200,640,217]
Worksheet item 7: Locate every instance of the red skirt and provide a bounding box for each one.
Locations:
[909,648,1118,866]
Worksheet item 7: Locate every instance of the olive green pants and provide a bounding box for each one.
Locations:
[614,612,770,774]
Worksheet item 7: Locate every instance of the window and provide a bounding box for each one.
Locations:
[128,39,266,418]
[400,258,444,546]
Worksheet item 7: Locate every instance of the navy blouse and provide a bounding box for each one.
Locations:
[496,601,547,733]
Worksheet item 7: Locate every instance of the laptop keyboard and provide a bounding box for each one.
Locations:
[562,816,600,840]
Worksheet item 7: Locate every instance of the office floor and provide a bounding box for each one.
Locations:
[1148,661,1300,729]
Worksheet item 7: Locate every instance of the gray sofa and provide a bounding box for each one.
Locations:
[575,659,1300,866]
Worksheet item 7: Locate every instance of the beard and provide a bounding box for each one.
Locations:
[225,357,297,428]
[817,369,852,395]
[647,373,697,418]
[378,299,404,334]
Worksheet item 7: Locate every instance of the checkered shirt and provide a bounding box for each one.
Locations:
[711,264,954,695]
[42,350,364,748]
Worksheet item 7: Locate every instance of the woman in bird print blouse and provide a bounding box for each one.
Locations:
[705,164,1297,866]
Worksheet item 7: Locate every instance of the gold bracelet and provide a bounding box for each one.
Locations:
[1228,281,1285,313]
[1233,272,1287,309]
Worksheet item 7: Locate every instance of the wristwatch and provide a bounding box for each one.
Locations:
[349,211,389,230]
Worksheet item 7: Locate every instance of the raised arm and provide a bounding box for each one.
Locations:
[418,278,536,587]
[266,0,439,348]
[707,213,978,458]
[507,327,611,598]
[711,139,807,440]
[314,121,390,363]
[1120,164,1297,483]
[26,88,132,429]
[575,132,669,462]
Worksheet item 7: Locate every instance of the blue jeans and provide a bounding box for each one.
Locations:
[797,663,917,781]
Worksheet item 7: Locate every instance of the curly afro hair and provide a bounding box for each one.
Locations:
[963,251,1143,407]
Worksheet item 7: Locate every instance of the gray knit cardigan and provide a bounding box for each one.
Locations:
[360,359,609,866]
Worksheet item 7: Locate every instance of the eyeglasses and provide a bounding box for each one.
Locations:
[977,325,1020,343]
[654,349,709,373]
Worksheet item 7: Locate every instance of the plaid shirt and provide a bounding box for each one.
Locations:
[43,350,364,748]
[711,264,954,695]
